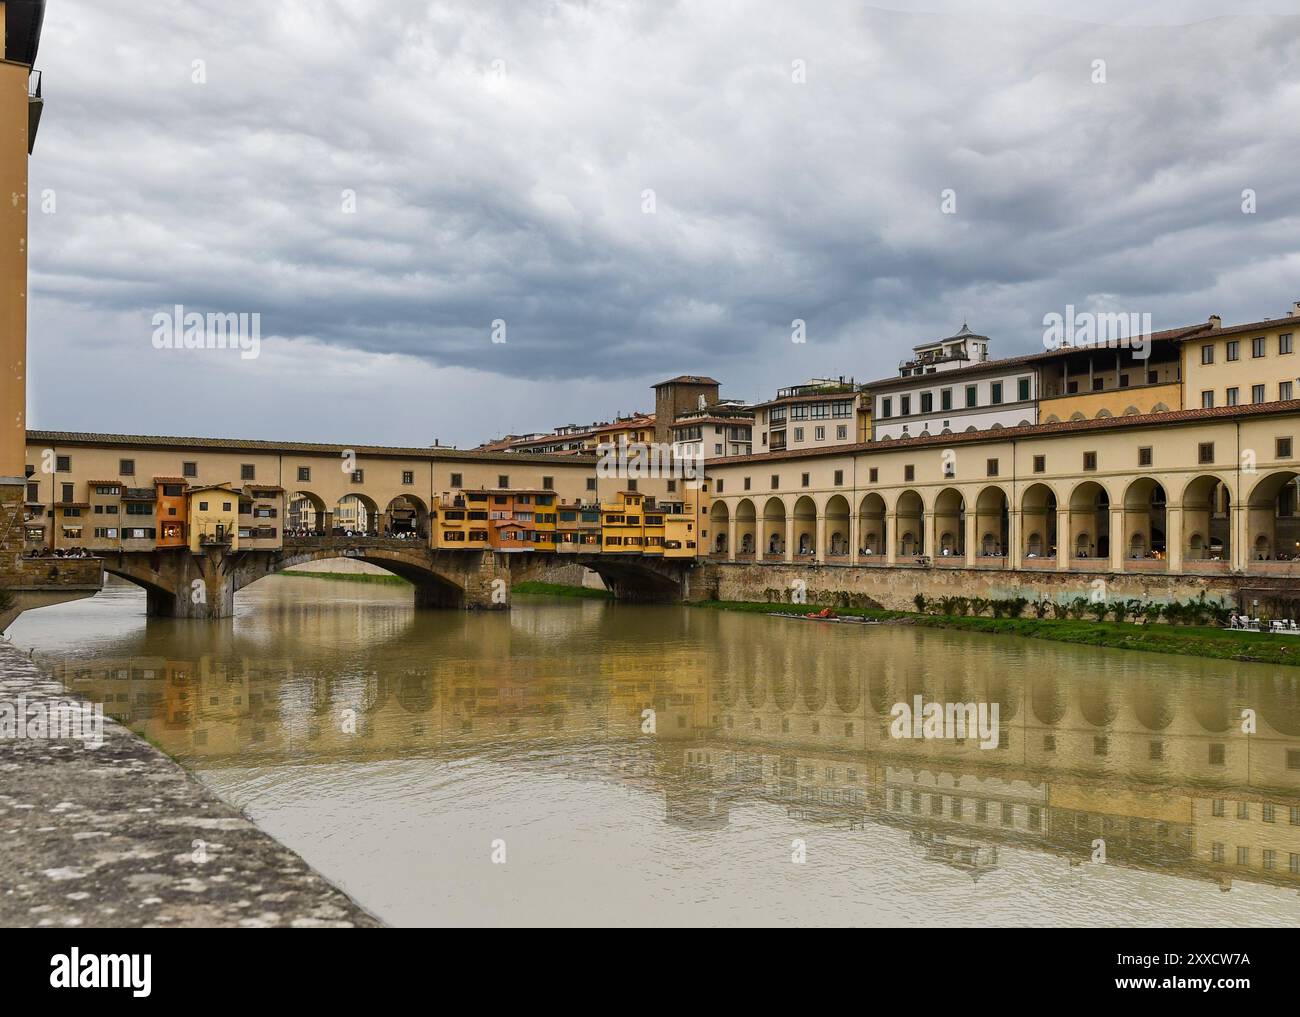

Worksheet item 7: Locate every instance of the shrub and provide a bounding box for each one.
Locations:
[913,593,928,614]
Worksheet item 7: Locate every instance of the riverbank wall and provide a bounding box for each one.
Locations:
[0,643,381,928]
[688,561,1243,611]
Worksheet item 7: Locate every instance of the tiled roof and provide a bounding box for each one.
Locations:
[653,375,720,387]
[858,322,1211,393]
[27,430,597,466]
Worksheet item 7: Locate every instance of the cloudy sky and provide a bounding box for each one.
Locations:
[24,0,1300,448]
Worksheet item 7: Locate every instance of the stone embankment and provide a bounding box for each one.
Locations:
[0,643,381,928]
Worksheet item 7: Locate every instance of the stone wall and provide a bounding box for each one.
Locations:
[1,481,103,630]
[689,560,1242,611]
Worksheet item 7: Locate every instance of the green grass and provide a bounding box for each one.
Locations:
[512,581,614,599]
[275,569,411,586]
[689,599,1300,666]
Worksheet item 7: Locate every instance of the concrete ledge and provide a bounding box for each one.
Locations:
[0,644,381,928]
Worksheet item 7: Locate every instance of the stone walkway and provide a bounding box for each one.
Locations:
[0,643,381,927]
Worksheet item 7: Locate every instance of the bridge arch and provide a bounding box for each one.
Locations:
[260,545,470,608]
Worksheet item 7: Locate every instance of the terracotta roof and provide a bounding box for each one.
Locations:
[750,390,861,411]
[670,416,755,428]
[27,430,596,467]
[653,375,720,387]
[710,398,1300,467]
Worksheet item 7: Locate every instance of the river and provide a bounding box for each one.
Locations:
[7,574,1300,927]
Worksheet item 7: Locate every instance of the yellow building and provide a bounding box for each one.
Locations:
[187,484,241,552]
[601,491,646,554]
[530,492,558,552]
[1181,309,1300,411]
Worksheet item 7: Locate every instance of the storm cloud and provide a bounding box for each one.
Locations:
[25,0,1300,447]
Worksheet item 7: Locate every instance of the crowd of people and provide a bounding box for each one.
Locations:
[26,546,96,558]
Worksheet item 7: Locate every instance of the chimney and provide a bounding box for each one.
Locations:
[1291,301,1300,318]
[1209,314,1222,330]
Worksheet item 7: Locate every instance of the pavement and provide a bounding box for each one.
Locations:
[0,642,382,928]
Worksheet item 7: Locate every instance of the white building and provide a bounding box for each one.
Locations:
[869,325,1038,441]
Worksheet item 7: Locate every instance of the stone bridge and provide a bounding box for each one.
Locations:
[97,537,696,619]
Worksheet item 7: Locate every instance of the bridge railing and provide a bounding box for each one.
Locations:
[283,535,429,550]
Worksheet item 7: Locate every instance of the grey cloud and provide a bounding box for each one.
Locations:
[24,0,1300,446]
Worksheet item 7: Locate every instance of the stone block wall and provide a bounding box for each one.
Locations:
[689,560,1241,612]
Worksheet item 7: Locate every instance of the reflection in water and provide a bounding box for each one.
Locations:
[10,575,1300,927]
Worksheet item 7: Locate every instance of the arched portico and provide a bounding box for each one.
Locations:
[824,495,850,560]
[1246,470,1300,571]
[1180,474,1231,569]
[761,497,787,560]
[859,493,885,560]
[287,491,328,535]
[793,496,817,559]
[1021,482,1057,564]
[384,494,429,537]
[735,499,756,557]
[895,490,924,560]
[709,501,730,556]
[932,487,965,564]
[1067,481,1110,567]
[1120,478,1167,570]
[974,485,1009,566]
[335,493,380,536]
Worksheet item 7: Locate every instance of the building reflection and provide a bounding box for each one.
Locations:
[48,616,1300,898]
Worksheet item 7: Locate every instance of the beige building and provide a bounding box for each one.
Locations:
[753,378,864,454]
[706,399,1300,576]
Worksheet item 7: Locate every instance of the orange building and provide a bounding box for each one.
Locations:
[155,477,188,547]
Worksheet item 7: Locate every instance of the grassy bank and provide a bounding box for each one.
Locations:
[275,570,411,586]
[688,599,1300,666]
[512,581,614,599]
